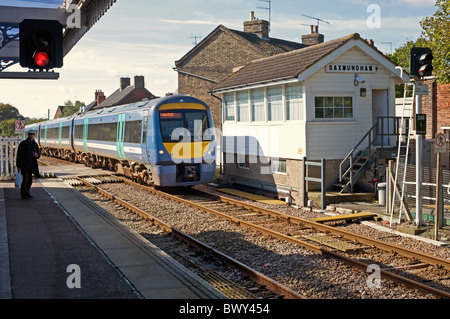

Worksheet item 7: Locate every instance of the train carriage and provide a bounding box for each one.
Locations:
[27,95,216,187]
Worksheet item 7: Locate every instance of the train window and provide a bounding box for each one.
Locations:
[124,120,142,144]
[160,110,211,142]
[74,125,83,139]
[86,122,117,142]
[62,126,70,139]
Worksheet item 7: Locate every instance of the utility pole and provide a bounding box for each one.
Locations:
[416,89,424,226]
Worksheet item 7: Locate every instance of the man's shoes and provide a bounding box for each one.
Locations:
[26,194,33,199]
[21,195,27,200]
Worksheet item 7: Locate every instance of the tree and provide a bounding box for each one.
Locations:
[421,0,450,84]
[387,38,429,97]
[62,100,85,117]
[0,118,18,137]
[0,103,24,121]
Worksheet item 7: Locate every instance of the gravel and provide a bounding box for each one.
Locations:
[75,181,447,299]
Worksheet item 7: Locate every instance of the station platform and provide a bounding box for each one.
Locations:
[0,176,223,299]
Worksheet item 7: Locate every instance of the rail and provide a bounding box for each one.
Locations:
[94,175,450,298]
[77,177,306,300]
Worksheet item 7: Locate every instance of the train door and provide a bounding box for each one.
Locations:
[141,114,149,163]
[83,118,89,153]
[116,113,126,160]
[44,124,48,148]
[58,122,63,149]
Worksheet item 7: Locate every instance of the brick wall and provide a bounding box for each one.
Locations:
[422,82,450,138]
[176,28,268,128]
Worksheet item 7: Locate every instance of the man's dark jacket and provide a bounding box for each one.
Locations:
[16,138,40,175]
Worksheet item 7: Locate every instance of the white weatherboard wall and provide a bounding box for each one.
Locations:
[305,46,396,160]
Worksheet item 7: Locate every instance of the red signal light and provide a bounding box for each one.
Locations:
[33,51,50,67]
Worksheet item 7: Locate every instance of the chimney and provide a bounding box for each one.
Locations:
[302,25,324,45]
[369,39,374,46]
[244,12,269,38]
[96,90,106,105]
[134,75,145,89]
[120,77,131,90]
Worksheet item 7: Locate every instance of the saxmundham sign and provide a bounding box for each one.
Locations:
[326,64,378,73]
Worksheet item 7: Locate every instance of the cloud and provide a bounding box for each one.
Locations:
[160,19,219,26]
[396,0,437,7]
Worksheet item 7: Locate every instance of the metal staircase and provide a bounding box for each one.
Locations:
[334,116,404,193]
[333,121,380,193]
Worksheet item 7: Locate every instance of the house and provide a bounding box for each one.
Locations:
[174,12,312,128]
[53,105,67,119]
[85,75,157,112]
[210,33,409,206]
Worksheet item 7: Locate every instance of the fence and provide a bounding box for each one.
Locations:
[0,138,21,180]
[303,157,326,210]
[389,162,450,227]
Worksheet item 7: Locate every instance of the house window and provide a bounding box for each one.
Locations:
[268,86,283,121]
[237,154,250,169]
[315,96,353,119]
[224,93,235,122]
[286,83,303,121]
[272,159,287,174]
[251,88,265,122]
[237,90,249,122]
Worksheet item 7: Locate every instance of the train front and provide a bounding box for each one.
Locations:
[150,96,216,187]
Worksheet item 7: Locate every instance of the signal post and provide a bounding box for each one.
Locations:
[410,47,434,226]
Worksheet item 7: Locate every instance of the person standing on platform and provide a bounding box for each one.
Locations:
[16,130,40,200]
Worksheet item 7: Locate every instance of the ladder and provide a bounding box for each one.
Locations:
[389,83,415,225]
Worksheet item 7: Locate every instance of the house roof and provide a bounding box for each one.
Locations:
[210,33,361,92]
[175,25,307,67]
[94,86,156,109]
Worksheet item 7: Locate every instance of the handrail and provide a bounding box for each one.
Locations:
[339,120,378,183]
[339,116,403,192]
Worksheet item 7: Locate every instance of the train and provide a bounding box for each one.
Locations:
[25,95,217,187]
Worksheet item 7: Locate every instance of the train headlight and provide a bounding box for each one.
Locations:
[159,150,164,155]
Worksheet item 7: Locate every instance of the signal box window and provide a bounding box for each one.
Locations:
[272,159,287,174]
[315,96,353,119]
[224,93,236,122]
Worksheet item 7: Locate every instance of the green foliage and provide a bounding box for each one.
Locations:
[386,38,429,70]
[62,100,85,117]
[0,103,24,122]
[421,0,450,84]
[0,118,18,137]
[387,38,429,98]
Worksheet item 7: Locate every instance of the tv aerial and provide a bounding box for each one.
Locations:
[301,14,330,32]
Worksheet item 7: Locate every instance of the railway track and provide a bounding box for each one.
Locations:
[68,174,450,299]
[72,175,306,300]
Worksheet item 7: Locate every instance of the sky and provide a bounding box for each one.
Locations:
[0,0,439,119]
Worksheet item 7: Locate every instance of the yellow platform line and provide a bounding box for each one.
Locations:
[312,212,377,223]
[217,188,286,205]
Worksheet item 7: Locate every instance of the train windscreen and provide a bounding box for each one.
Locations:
[160,110,211,142]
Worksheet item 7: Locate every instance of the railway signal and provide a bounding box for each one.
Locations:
[410,47,433,79]
[19,19,63,70]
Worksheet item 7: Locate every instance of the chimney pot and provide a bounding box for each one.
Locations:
[120,77,131,90]
[250,11,254,21]
[97,90,106,105]
[134,75,145,89]
[315,25,319,34]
